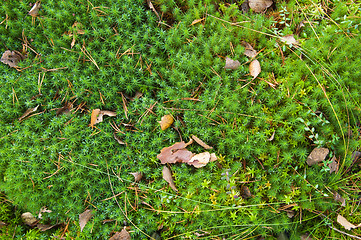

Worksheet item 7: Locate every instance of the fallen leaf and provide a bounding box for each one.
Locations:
[21,212,38,226]
[109,228,131,240]
[224,57,240,70]
[188,152,211,168]
[249,59,261,79]
[129,172,142,182]
[37,223,59,231]
[162,166,178,192]
[210,153,217,162]
[300,233,312,240]
[28,1,41,17]
[1,50,26,68]
[147,0,160,21]
[114,132,126,145]
[334,192,346,207]
[56,102,73,116]
[248,0,273,13]
[190,18,205,26]
[241,0,250,13]
[242,41,257,58]
[337,214,361,231]
[38,207,52,219]
[286,210,295,218]
[328,156,338,173]
[90,109,117,127]
[19,105,39,121]
[191,135,213,149]
[0,221,6,227]
[159,114,174,130]
[307,148,329,166]
[157,142,193,164]
[241,185,252,199]
[280,35,299,45]
[267,131,275,141]
[79,209,92,232]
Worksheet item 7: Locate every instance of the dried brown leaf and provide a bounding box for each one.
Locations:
[191,135,213,149]
[114,132,126,145]
[109,228,131,240]
[56,102,73,116]
[242,42,257,58]
[249,59,261,79]
[248,0,273,13]
[334,192,346,207]
[79,209,92,232]
[38,207,52,219]
[190,18,205,26]
[159,114,174,130]
[19,105,39,121]
[328,156,339,174]
[267,131,275,141]
[157,142,193,164]
[241,186,252,199]
[1,50,26,68]
[37,223,59,232]
[129,172,143,182]
[337,214,361,230]
[210,153,217,162]
[21,212,38,226]
[280,35,299,45]
[28,1,41,17]
[224,57,240,70]
[307,148,329,166]
[187,152,211,168]
[90,109,117,127]
[0,221,6,227]
[162,166,178,192]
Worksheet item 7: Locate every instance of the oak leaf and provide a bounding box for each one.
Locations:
[162,166,178,192]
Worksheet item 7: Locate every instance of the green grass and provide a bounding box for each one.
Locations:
[0,0,361,239]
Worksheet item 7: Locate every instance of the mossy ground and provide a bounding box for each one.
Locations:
[0,0,361,239]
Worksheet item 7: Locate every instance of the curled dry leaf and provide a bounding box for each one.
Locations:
[334,192,346,206]
[280,35,299,45]
[249,59,261,79]
[337,214,361,231]
[0,221,6,227]
[190,18,205,26]
[328,156,338,174]
[248,0,273,13]
[113,132,126,145]
[157,141,193,164]
[79,209,92,232]
[191,135,213,149]
[28,1,41,17]
[162,166,178,192]
[307,147,329,166]
[56,102,73,116]
[19,105,39,121]
[38,207,52,219]
[21,212,38,226]
[1,50,26,68]
[242,41,257,58]
[224,57,240,70]
[267,131,275,141]
[188,152,211,168]
[129,172,143,182]
[159,114,174,130]
[109,228,131,240]
[90,109,117,127]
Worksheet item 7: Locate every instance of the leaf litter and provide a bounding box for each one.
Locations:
[224,57,240,70]
[249,59,261,79]
[79,209,92,232]
[248,0,273,13]
[162,166,178,192]
[1,50,26,68]
[159,114,174,130]
[337,214,361,231]
[90,109,117,127]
